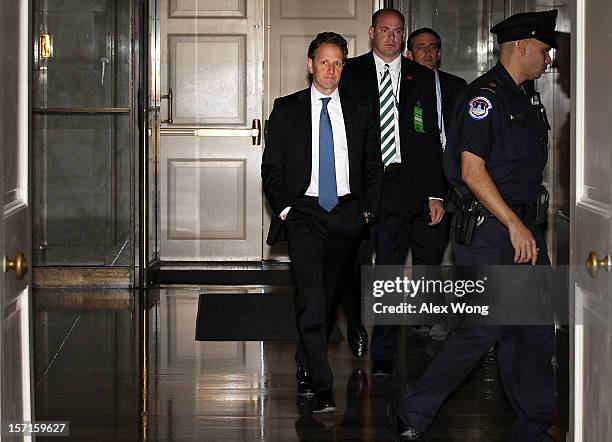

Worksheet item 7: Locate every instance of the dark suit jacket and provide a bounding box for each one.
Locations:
[437,70,468,193]
[438,70,468,131]
[339,51,444,216]
[262,87,383,245]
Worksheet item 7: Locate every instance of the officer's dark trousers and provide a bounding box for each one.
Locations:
[396,216,555,441]
[286,197,363,392]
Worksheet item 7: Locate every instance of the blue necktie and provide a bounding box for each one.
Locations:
[318,97,338,212]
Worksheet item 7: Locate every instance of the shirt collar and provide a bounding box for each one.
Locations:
[373,51,402,74]
[493,62,525,96]
[310,84,340,103]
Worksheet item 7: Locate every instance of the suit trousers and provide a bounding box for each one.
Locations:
[411,208,451,265]
[342,168,449,358]
[396,216,555,441]
[369,208,449,360]
[286,197,364,391]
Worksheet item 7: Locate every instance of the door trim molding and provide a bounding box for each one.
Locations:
[570,0,584,440]
[33,107,131,114]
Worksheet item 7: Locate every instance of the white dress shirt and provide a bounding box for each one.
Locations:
[279,85,350,219]
[373,52,402,164]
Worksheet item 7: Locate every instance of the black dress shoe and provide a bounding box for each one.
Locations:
[313,388,336,413]
[346,368,368,398]
[347,325,368,358]
[371,358,393,376]
[386,402,425,441]
[296,367,314,397]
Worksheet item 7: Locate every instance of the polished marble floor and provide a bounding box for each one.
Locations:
[33,285,568,441]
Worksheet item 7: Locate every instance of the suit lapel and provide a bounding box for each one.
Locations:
[363,52,380,102]
[438,72,451,127]
[339,89,357,181]
[400,57,414,100]
[296,89,312,181]
[340,90,354,147]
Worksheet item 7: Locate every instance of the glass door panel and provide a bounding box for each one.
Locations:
[32,0,134,267]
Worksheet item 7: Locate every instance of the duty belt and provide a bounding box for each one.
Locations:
[480,203,538,221]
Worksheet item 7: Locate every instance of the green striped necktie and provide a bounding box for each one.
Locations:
[379,64,397,167]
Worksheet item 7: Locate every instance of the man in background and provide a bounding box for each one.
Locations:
[406,27,468,340]
[340,9,445,375]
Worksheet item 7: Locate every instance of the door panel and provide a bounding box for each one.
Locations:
[169,0,247,18]
[160,144,262,260]
[571,0,612,439]
[1,0,34,434]
[159,0,263,261]
[167,34,247,125]
[263,0,373,259]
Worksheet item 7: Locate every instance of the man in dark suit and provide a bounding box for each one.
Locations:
[262,32,383,413]
[406,27,468,340]
[407,28,468,151]
[339,9,445,375]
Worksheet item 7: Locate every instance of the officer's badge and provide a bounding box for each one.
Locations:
[467,96,493,120]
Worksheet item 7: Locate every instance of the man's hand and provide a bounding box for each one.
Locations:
[428,199,445,225]
[508,219,538,265]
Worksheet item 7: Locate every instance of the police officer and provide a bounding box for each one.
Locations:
[388,10,558,441]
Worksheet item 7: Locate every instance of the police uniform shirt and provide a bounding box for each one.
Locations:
[455,62,548,204]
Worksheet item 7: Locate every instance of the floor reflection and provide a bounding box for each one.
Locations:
[33,286,567,441]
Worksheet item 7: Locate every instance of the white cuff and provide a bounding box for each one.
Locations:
[279,206,291,220]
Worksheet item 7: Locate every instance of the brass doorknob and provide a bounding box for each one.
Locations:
[4,252,28,280]
[586,251,611,279]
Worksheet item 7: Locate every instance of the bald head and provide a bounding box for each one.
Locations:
[498,38,553,85]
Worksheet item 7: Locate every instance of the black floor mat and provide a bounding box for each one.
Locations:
[195,293,343,342]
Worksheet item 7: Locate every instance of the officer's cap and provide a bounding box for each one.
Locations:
[490,9,558,49]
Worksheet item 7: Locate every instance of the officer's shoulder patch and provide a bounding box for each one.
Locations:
[467,96,493,120]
